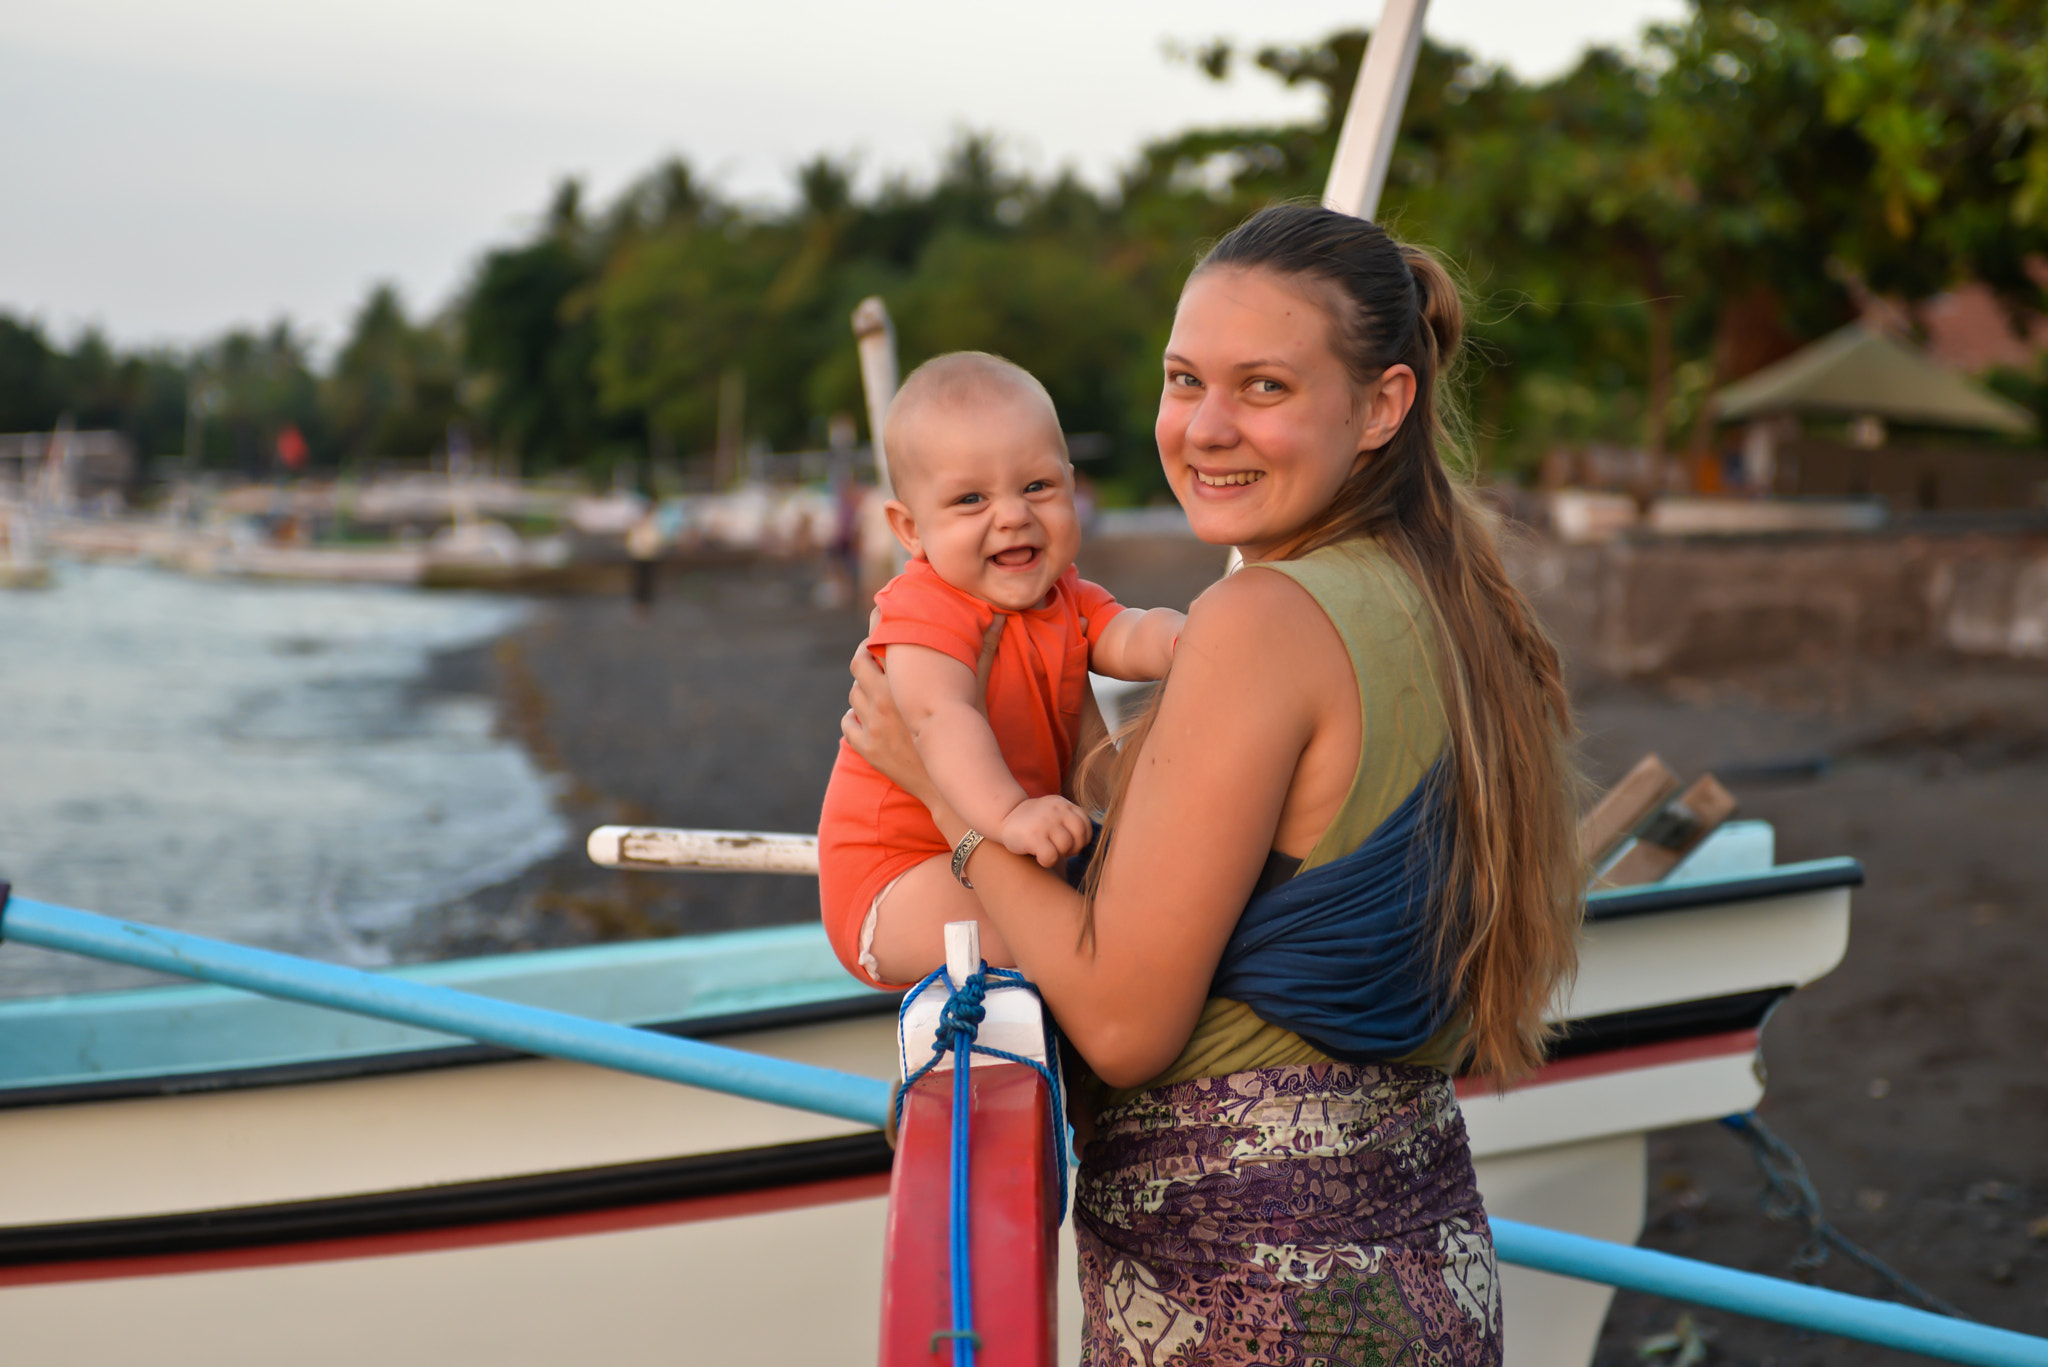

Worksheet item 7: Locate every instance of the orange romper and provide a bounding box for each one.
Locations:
[818,557,1122,988]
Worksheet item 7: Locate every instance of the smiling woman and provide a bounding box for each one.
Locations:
[844,203,1582,1365]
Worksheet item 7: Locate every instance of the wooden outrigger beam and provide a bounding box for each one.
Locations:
[587,825,818,875]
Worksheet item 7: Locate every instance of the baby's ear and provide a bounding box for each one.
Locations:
[882,500,921,558]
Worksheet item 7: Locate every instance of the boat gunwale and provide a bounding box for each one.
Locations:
[0,988,902,1111]
[1585,857,1861,922]
[0,859,1852,1108]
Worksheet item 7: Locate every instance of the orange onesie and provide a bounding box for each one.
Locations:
[818,557,1122,988]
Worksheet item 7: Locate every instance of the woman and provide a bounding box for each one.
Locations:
[845,202,1581,1366]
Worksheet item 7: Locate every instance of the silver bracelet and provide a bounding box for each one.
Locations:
[950,829,986,889]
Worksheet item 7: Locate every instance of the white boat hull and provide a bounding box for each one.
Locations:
[0,838,1856,1367]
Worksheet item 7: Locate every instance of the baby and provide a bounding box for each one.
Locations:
[818,352,1184,988]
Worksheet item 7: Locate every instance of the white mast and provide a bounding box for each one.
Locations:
[850,297,900,501]
[1227,2,1433,580]
[1323,0,1431,222]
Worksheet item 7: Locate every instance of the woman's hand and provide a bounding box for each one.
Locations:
[843,613,1006,811]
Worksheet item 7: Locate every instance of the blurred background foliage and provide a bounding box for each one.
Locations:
[2,0,2043,497]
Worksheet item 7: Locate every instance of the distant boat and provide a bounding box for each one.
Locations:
[0,502,51,589]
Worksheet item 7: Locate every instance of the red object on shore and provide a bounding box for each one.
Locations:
[881,1063,1058,1367]
[275,426,308,471]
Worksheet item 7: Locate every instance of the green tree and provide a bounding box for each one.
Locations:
[323,285,461,464]
[462,179,632,473]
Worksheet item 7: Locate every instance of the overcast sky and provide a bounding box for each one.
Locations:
[2,0,1685,350]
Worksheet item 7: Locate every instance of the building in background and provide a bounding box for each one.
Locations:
[1712,324,2043,511]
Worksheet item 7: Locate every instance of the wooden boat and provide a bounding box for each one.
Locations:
[0,820,1856,1366]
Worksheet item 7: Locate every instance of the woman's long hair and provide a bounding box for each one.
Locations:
[1079,202,1582,1083]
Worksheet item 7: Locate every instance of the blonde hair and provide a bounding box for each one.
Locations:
[1081,204,1582,1083]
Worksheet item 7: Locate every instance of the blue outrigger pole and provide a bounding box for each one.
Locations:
[5,893,2048,1367]
[0,892,890,1129]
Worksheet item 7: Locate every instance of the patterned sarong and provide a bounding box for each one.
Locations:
[1076,1062,1501,1367]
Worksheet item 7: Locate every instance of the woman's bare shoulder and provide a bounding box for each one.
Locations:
[1182,563,1338,659]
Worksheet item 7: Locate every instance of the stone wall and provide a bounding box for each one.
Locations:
[1506,523,2048,677]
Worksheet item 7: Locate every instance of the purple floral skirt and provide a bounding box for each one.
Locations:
[1075,1062,1502,1367]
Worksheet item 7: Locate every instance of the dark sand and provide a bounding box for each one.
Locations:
[422,539,2047,1362]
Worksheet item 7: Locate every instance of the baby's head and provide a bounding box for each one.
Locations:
[882,352,1081,612]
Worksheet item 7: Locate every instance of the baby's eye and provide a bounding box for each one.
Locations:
[956,492,985,506]
[1025,480,1050,494]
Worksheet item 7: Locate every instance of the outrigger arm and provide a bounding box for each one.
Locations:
[5,887,2047,1366]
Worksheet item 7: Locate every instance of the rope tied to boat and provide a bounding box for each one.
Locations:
[896,963,1072,1367]
[1721,1111,1966,1319]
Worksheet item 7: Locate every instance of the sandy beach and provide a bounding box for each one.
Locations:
[421,538,2048,1360]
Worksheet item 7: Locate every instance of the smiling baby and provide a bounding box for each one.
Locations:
[816,352,1184,988]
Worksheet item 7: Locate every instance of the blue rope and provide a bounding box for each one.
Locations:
[895,963,1072,1367]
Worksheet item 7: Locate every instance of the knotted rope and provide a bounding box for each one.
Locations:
[896,964,1071,1366]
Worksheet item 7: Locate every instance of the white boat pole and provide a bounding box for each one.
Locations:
[1323,0,1431,221]
[851,296,900,501]
[587,825,819,874]
[1224,0,1433,581]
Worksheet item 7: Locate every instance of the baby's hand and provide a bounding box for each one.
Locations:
[998,795,1093,868]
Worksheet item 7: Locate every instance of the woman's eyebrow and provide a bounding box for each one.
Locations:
[1164,350,1299,374]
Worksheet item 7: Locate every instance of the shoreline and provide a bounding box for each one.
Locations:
[395,560,873,963]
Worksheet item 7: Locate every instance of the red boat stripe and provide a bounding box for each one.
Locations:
[1456,1029,1759,1098]
[0,1171,890,1288]
[3,1034,1758,1289]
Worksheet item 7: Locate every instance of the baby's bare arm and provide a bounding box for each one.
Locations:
[1089,606,1187,681]
[884,643,1033,836]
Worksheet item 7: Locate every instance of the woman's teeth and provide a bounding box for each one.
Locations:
[1196,470,1264,487]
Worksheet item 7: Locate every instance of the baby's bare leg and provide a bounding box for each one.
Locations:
[866,854,1018,985]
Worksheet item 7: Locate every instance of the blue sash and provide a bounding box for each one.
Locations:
[1209,763,1454,1063]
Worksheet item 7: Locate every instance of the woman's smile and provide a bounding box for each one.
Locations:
[1192,469,1266,488]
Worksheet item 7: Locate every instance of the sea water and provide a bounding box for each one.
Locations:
[0,560,566,998]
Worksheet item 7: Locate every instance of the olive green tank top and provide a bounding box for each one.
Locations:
[1092,538,1466,1110]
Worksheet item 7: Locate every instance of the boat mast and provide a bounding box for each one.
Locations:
[1223,0,1432,579]
[1324,0,1431,222]
[850,297,899,502]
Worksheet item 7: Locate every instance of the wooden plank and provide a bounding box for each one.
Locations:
[1578,755,1681,869]
[1596,776,1739,889]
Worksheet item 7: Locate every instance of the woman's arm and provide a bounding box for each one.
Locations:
[848,567,1355,1087]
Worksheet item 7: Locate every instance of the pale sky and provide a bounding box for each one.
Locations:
[1,0,1686,350]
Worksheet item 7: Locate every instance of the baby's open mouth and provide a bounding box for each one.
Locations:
[989,546,1041,569]
[1195,470,1264,487]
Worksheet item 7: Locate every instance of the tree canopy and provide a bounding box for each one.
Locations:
[6,2,2043,492]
